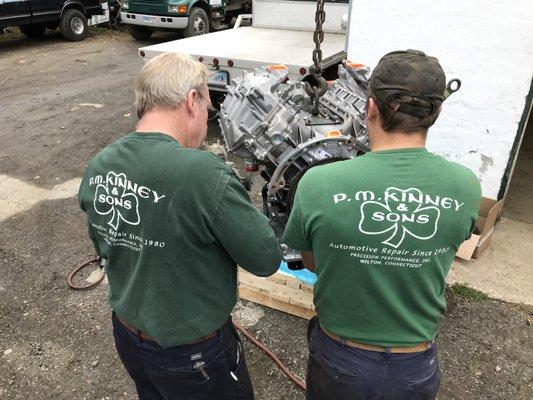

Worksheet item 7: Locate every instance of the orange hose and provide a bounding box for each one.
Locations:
[234,320,306,392]
[67,256,103,290]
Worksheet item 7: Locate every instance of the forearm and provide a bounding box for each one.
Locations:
[301,250,316,272]
[213,175,282,276]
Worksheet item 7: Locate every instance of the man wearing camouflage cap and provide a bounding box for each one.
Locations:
[283,50,482,399]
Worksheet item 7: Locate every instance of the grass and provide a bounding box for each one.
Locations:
[0,28,23,42]
[450,283,490,301]
[89,24,126,35]
[0,24,125,44]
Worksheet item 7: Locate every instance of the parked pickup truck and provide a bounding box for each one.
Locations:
[121,0,251,40]
[0,0,104,41]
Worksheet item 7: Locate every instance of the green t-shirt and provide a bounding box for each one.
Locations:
[78,132,282,349]
[283,148,481,347]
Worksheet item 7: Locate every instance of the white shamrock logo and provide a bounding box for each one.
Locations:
[93,172,140,230]
[358,187,440,248]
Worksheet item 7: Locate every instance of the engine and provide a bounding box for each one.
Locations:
[219,63,371,264]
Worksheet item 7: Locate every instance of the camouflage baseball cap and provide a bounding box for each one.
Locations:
[369,50,446,117]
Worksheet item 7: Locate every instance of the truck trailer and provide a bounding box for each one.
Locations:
[137,0,349,91]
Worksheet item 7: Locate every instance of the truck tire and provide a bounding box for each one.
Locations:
[183,7,209,38]
[18,24,46,38]
[128,25,153,40]
[60,9,88,41]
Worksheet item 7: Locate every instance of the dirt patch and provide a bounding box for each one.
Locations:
[0,28,531,400]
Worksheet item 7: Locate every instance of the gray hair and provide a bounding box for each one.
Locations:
[135,52,209,118]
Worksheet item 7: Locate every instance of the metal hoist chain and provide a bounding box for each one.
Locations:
[302,0,328,115]
[311,0,326,76]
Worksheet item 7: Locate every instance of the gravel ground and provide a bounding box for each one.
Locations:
[0,27,531,400]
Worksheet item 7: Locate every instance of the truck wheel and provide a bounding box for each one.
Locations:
[60,9,88,41]
[183,8,209,37]
[128,25,153,40]
[18,24,46,38]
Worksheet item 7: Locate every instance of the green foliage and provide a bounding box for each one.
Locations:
[450,283,490,301]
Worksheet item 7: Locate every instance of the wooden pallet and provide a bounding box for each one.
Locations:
[238,269,315,319]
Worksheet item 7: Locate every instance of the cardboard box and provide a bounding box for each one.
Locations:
[455,197,504,260]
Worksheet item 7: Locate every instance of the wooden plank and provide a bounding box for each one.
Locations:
[278,272,314,293]
[266,274,288,285]
[239,285,316,320]
[285,279,301,290]
[239,272,307,299]
[239,277,304,304]
[240,282,291,304]
[301,284,314,294]
[289,291,315,310]
[238,269,315,319]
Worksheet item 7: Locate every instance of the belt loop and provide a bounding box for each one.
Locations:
[428,340,435,355]
[136,329,142,344]
[384,347,392,364]
[339,336,346,349]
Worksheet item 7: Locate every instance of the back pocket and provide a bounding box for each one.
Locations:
[404,360,441,400]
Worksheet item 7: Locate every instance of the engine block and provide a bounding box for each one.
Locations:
[219,63,371,263]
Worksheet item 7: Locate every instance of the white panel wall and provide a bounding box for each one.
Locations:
[253,0,349,33]
[347,0,533,198]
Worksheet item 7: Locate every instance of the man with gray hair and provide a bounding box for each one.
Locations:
[78,52,282,399]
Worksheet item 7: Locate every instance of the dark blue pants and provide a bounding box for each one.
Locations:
[306,317,441,400]
[112,313,254,400]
